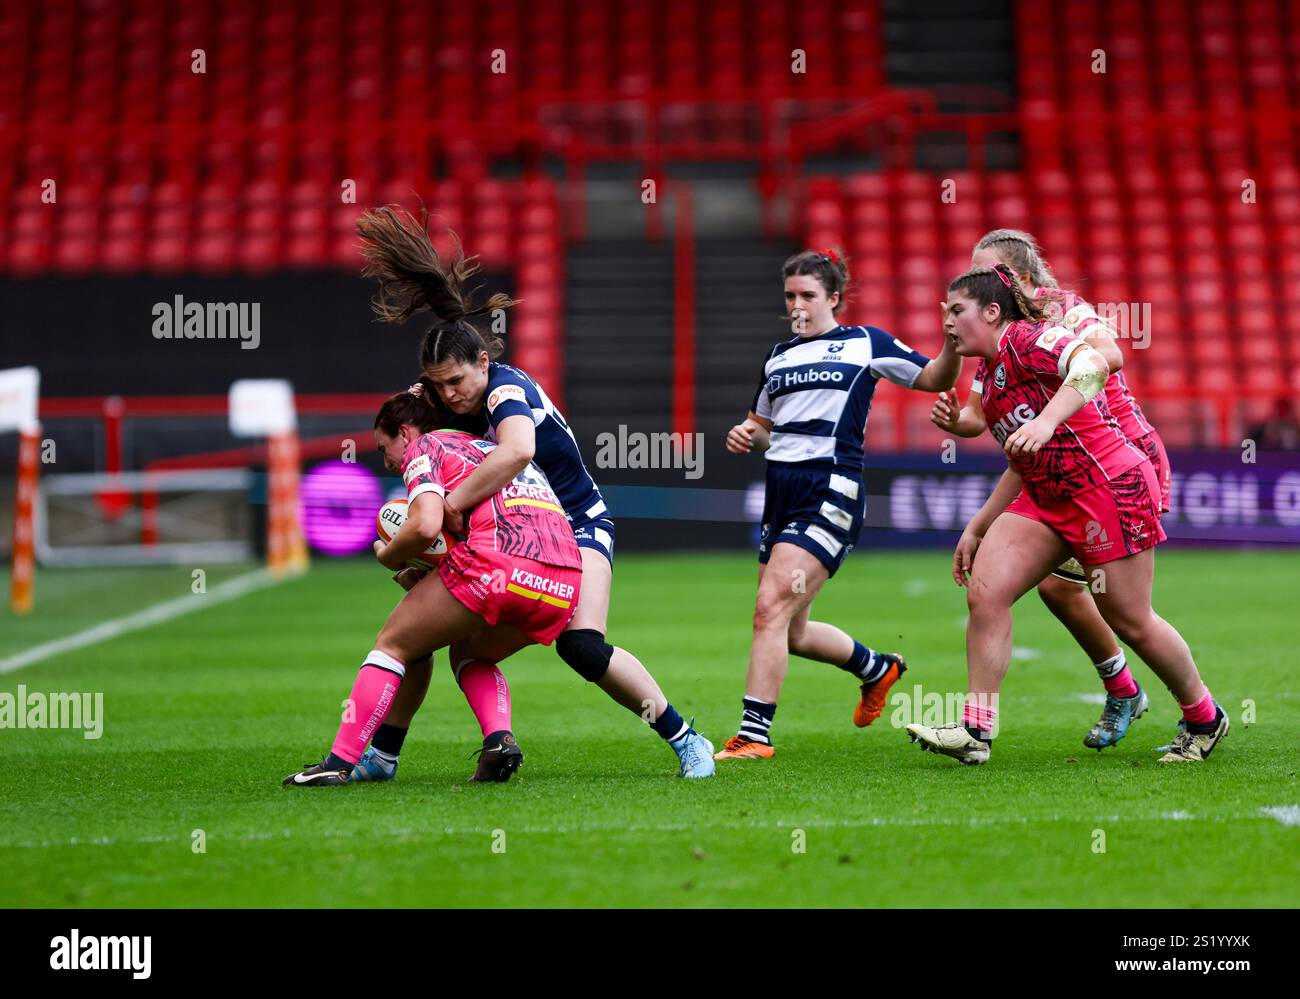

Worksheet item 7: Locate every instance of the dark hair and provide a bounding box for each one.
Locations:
[373,377,452,437]
[782,248,851,316]
[947,263,1049,322]
[356,204,517,370]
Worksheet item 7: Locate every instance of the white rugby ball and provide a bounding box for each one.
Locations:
[376,497,451,569]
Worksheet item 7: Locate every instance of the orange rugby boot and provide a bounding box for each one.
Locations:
[853,653,907,728]
[712,735,775,760]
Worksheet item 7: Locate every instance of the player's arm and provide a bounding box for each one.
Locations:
[953,465,1025,587]
[931,389,986,438]
[1003,342,1109,458]
[726,411,772,454]
[1080,320,1124,373]
[441,413,535,531]
[867,324,958,395]
[911,328,961,393]
[732,353,776,455]
[375,491,444,571]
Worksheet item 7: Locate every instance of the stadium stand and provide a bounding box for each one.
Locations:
[1,0,1296,446]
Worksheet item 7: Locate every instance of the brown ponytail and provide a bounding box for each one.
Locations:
[357,205,518,325]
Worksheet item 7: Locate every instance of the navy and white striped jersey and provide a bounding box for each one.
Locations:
[476,362,609,525]
[750,325,932,467]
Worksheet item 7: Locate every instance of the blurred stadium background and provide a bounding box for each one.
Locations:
[4,0,1300,586]
[3,0,1300,910]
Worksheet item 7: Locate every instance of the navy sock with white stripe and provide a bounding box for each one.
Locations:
[840,640,889,683]
[651,703,689,742]
[738,696,777,745]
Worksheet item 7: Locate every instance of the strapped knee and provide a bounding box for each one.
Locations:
[556,629,613,682]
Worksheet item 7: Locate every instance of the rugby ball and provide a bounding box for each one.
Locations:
[376,497,452,569]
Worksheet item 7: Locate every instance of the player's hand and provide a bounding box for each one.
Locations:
[930,390,961,433]
[442,499,465,536]
[726,423,755,454]
[392,566,428,591]
[373,539,401,571]
[953,528,982,587]
[1003,417,1053,457]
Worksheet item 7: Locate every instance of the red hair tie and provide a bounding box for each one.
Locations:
[994,268,1012,288]
[820,248,839,265]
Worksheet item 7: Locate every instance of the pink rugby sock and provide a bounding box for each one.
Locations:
[1102,666,1139,698]
[1094,651,1138,698]
[457,659,512,736]
[963,700,998,740]
[330,652,405,765]
[1179,690,1217,727]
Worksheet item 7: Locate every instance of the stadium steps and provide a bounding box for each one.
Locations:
[694,237,801,445]
[883,0,1014,101]
[563,238,676,442]
[881,0,1017,170]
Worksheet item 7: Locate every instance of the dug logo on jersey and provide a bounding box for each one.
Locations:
[979,320,1146,504]
[990,403,1037,445]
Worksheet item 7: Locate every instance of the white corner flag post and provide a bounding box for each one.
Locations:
[229,379,308,579]
[1,367,40,614]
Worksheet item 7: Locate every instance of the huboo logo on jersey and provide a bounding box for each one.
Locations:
[991,403,1037,445]
[775,367,845,389]
[487,384,528,413]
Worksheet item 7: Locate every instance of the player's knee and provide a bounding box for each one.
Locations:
[556,628,613,682]
[966,579,1010,620]
[753,590,796,632]
[1106,611,1153,649]
[1037,575,1082,612]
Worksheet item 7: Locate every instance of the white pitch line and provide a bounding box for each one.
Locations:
[1260,805,1300,827]
[0,809,1283,851]
[0,568,280,675]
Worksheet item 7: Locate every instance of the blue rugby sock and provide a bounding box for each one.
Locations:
[840,640,888,683]
[652,703,689,742]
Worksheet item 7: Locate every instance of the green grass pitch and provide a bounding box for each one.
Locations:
[2,549,1296,907]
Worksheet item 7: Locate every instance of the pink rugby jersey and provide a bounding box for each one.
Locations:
[1034,286,1156,441]
[401,430,581,570]
[977,320,1148,505]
